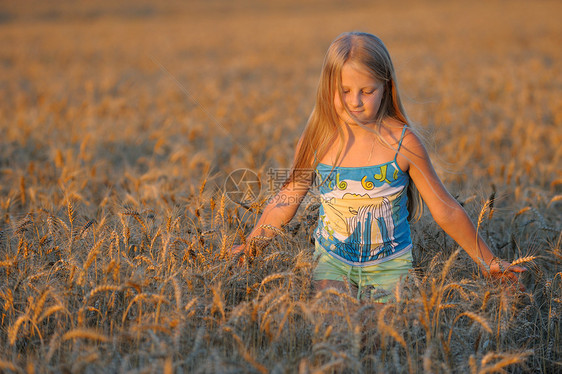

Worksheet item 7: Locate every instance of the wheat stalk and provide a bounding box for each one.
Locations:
[0,358,22,373]
[311,358,345,374]
[79,219,95,239]
[257,272,292,297]
[448,311,492,347]
[478,350,532,374]
[130,323,172,335]
[547,194,562,208]
[313,287,360,306]
[211,285,226,322]
[443,282,470,302]
[423,344,434,373]
[38,305,66,323]
[62,328,109,342]
[83,238,105,271]
[87,285,120,299]
[9,314,30,345]
[31,289,50,323]
[506,255,536,269]
[67,200,75,230]
[171,276,182,312]
[222,326,268,374]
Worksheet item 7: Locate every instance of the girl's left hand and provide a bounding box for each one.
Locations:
[488,258,527,292]
[230,244,246,256]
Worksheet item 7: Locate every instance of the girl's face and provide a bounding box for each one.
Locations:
[334,62,385,126]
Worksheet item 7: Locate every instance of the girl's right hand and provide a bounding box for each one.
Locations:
[230,244,246,256]
[229,244,248,265]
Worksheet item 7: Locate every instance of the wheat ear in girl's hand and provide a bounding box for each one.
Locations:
[487,257,529,292]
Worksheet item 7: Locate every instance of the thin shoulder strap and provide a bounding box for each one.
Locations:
[394,125,408,161]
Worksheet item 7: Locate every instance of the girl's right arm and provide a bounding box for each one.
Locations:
[231,138,313,255]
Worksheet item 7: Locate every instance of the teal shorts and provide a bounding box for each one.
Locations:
[313,242,413,302]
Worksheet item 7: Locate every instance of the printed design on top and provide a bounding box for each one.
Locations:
[314,160,410,265]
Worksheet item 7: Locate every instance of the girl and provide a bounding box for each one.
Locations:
[231,32,525,300]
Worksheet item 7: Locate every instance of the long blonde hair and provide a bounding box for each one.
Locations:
[290,31,423,221]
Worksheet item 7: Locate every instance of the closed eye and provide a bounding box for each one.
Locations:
[341,88,376,95]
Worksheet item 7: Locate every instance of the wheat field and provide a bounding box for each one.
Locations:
[0,0,561,372]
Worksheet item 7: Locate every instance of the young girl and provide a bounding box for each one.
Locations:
[231,32,525,300]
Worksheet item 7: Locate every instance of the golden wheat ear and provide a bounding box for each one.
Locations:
[506,256,536,270]
[62,328,109,343]
[246,235,272,263]
[258,224,285,236]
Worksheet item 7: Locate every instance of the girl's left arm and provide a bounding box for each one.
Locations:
[399,130,526,288]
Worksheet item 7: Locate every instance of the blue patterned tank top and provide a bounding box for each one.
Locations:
[313,126,412,266]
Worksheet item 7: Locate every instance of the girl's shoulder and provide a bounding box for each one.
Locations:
[381,119,427,172]
[399,125,425,152]
[380,118,423,146]
[379,118,409,145]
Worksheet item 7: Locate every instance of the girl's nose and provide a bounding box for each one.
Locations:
[348,93,362,108]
